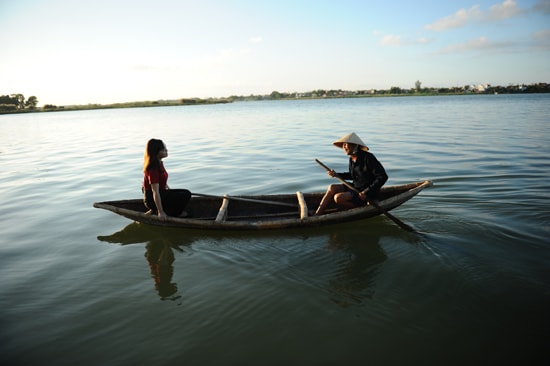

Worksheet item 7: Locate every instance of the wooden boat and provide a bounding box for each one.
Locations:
[93,180,432,230]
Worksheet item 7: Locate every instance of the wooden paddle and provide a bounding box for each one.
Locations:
[315,159,416,232]
[192,192,299,208]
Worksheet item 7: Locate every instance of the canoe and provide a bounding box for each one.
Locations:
[93,180,432,230]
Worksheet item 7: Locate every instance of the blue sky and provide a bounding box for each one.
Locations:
[1,0,549,105]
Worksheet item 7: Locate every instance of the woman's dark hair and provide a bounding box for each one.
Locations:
[143,138,165,172]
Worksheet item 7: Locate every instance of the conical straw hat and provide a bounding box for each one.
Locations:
[332,132,369,151]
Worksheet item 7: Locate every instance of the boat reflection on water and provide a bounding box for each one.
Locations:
[324,229,388,307]
[97,223,196,301]
[98,221,419,305]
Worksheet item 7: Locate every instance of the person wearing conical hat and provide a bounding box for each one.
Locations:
[314,132,388,215]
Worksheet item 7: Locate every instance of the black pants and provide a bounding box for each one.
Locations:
[144,189,191,216]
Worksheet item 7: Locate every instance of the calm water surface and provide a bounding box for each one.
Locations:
[1,95,548,365]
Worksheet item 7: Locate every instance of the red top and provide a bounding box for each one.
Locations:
[143,162,168,190]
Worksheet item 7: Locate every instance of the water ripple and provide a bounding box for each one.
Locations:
[1,95,548,365]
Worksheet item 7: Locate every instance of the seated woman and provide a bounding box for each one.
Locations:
[142,138,191,220]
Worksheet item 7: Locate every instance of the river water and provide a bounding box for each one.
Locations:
[1,95,548,365]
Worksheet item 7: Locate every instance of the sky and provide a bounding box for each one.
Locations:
[1,0,549,106]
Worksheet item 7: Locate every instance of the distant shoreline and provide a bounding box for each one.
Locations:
[0,97,232,115]
[2,84,549,115]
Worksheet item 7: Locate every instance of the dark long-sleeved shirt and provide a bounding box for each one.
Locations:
[338,150,388,198]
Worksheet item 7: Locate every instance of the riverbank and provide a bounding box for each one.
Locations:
[2,82,549,115]
[0,97,232,115]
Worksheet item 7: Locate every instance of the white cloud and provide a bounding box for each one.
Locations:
[425,5,482,31]
[449,36,490,52]
[533,28,550,39]
[379,34,402,46]
[425,1,527,31]
[488,0,524,20]
[532,29,550,50]
[437,36,515,54]
[378,33,433,46]
[533,0,550,14]
[416,37,433,45]
[249,36,263,44]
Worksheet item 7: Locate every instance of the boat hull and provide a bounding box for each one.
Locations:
[93,180,432,230]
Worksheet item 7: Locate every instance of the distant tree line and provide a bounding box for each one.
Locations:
[2,82,549,112]
[0,94,235,114]
[0,94,39,111]
[386,82,550,95]
[232,82,550,101]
